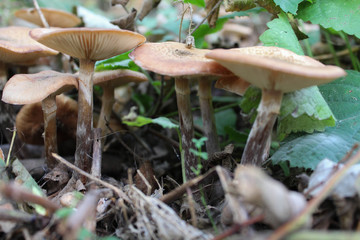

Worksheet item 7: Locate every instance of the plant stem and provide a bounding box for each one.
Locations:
[198,78,220,155]
[75,59,95,183]
[241,89,283,166]
[175,77,196,181]
[42,94,58,169]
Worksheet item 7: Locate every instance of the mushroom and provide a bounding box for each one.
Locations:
[129,41,232,180]
[0,26,58,88]
[2,70,78,168]
[93,69,148,141]
[206,46,346,166]
[30,28,146,181]
[14,8,81,28]
[15,94,78,146]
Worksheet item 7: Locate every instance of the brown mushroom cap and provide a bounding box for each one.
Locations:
[14,8,81,28]
[1,70,78,105]
[30,28,146,61]
[129,42,233,77]
[206,46,346,93]
[0,26,58,64]
[16,94,78,145]
[93,69,148,87]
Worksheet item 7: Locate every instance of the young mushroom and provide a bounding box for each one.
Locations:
[206,46,346,166]
[0,26,58,88]
[30,28,146,182]
[129,41,232,180]
[93,69,148,141]
[2,70,78,169]
[14,8,81,28]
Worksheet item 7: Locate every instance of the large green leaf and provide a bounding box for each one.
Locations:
[271,70,360,169]
[259,11,304,55]
[277,86,336,140]
[297,0,360,38]
[274,0,305,14]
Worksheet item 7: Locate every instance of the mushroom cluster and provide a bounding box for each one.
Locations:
[130,41,233,181]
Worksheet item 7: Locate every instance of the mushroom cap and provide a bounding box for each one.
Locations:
[16,94,78,145]
[14,8,81,28]
[215,75,251,96]
[129,42,233,77]
[206,46,347,93]
[2,70,78,105]
[30,28,146,61]
[93,69,148,87]
[0,26,58,64]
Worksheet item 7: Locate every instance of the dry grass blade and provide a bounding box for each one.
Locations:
[128,186,213,240]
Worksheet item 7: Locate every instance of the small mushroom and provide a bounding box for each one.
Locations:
[93,69,148,141]
[129,41,232,180]
[15,95,78,146]
[2,70,78,168]
[14,8,81,28]
[30,27,146,181]
[0,26,58,89]
[206,46,346,166]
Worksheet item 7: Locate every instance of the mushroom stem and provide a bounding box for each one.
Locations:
[198,78,220,155]
[241,89,283,166]
[41,94,58,169]
[175,77,196,181]
[75,58,95,183]
[97,86,114,138]
[0,62,7,90]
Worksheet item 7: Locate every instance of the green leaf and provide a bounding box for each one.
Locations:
[297,0,360,38]
[11,159,46,215]
[271,71,360,169]
[259,11,304,55]
[122,116,179,129]
[214,109,237,136]
[152,117,179,129]
[122,116,153,127]
[277,86,336,140]
[274,0,305,14]
[95,51,139,72]
[239,86,262,123]
[184,0,205,8]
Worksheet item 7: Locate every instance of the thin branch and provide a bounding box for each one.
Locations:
[32,0,49,28]
[52,153,130,202]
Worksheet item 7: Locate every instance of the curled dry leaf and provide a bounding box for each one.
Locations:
[233,165,308,228]
[111,8,137,31]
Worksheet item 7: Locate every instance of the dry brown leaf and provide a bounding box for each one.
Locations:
[111,8,137,31]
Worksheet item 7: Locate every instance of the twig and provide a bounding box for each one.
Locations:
[211,215,264,240]
[189,0,223,37]
[136,169,152,196]
[32,0,49,28]
[0,182,59,214]
[52,153,130,202]
[160,168,216,204]
[148,128,180,149]
[5,127,16,166]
